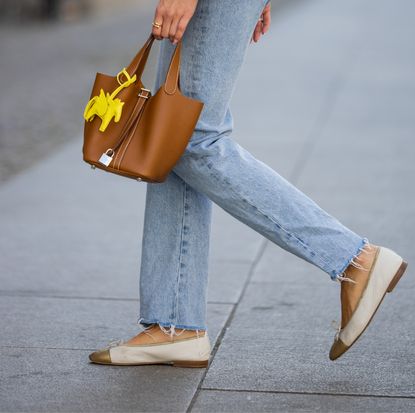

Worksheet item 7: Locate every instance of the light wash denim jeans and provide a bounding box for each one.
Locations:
[137,0,369,332]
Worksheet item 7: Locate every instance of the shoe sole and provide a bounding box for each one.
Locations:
[386,260,408,293]
[331,258,408,360]
[89,359,209,368]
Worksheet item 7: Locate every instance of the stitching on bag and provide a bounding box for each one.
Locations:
[112,92,148,169]
[109,93,145,170]
[163,44,180,95]
[112,139,123,170]
[111,93,146,169]
[116,100,147,169]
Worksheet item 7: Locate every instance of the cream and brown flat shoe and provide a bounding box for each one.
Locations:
[329,245,408,361]
[89,329,211,368]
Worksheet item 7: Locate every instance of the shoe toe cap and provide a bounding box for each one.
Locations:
[89,349,111,364]
[329,338,349,361]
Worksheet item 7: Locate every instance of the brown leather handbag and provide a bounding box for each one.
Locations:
[82,33,204,182]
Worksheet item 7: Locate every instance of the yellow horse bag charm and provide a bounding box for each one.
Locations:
[83,68,137,132]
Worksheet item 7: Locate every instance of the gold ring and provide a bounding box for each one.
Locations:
[152,21,162,29]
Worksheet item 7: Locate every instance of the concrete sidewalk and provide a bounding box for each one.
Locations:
[1,0,414,411]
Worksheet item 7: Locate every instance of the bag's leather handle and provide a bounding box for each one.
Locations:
[125,33,156,80]
[163,40,181,95]
[125,32,182,95]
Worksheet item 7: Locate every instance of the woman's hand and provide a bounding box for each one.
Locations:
[152,0,199,44]
[251,1,271,43]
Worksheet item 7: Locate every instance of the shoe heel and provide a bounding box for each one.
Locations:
[173,359,209,368]
[387,260,408,293]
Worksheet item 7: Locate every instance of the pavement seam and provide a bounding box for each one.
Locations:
[288,14,367,186]
[1,345,104,351]
[289,75,346,185]
[186,238,269,412]
[0,292,237,305]
[198,387,415,400]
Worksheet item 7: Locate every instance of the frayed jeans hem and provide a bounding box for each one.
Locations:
[328,236,371,282]
[137,317,207,332]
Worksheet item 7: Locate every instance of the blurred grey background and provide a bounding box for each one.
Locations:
[0,0,160,183]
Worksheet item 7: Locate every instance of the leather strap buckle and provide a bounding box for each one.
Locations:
[138,88,151,99]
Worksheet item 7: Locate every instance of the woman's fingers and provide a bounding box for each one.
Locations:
[152,7,163,40]
[168,13,183,43]
[262,3,271,34]
[251,2,271,43]
[160,13,173,39]
[152,0,198,43]
[173,14,191,44]
[252,20,263,43]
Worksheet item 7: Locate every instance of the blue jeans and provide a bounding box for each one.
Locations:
[138,0,369,332]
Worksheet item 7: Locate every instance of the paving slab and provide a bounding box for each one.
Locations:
[201,270,415,397]
[1,347,203,413]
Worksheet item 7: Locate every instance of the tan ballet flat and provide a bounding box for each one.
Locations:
[330,245,408,360]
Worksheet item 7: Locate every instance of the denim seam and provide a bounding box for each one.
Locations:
[239,191,368,281]
[242,194,333,269]
[199,154,333,269]
[172,180,188,325]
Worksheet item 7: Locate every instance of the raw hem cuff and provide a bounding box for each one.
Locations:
[329,236,371,281]
[137,317,207,332]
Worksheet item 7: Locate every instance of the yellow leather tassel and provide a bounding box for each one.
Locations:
[83,68,137,132]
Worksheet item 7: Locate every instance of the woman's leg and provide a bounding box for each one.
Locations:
[174,0,369,278]
[138,0,369,333]
[137,15,215,332]
[138,172,212,331]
